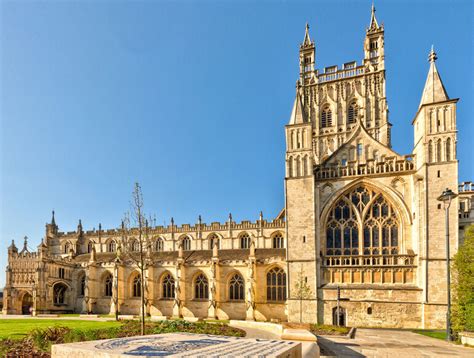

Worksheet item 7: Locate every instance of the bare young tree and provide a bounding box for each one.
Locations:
[293,264,313,323]
[121,182,152,335]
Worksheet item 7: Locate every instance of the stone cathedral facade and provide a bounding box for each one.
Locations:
[3,8,474,329]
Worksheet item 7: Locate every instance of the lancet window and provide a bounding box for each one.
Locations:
[181,237,191,251]
[321,107,332,128]
[272,233,284,248]
[325,186,400,256]
[209,234,220,250]
[155,238,164,252]
[108,240,116,253]
[104,274,113,297]
[348,102,357,124]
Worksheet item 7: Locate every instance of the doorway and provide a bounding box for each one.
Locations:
[332,306,346,326]
[21,292,33,315]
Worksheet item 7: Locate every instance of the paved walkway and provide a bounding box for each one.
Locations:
[319,328,473,357]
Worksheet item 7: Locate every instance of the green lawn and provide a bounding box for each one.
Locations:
[0,319,122,340]
[413,329,447,340]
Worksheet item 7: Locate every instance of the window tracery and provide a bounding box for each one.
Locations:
[266,267,286,301]
[132,274,141,297]
[272,233,284,248]
[53,283,67,305]
[229,273,244,301]
[162,273,175,299]
[194,273,209,299]
[104,274,113,297]
[155,238,164,252]
[209,234,219,250]
[321,107,332,128]
[108,240,116,253]
[181,236,191,251]
[240,233,250,249]
[325,186,400,256]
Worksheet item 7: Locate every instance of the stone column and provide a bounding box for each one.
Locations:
[208,244,219,319]
[246,240,256,321]
[173,245,184,318]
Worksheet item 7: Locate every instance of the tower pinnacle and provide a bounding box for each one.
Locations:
[368,2,380,31]
[303,23,312,46]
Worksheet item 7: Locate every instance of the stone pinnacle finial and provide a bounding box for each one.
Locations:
[369,1,379,30]
[171,217,174,226]
[428,45,438,63]
[51,210,56,226]
[228,213,232,221]
[302,22,312,46]
[78,219,83,233]
[198,215,202,224]
[23,236,28,251]
[259,211,263,221]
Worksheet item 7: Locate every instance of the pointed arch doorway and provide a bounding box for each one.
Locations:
[21,292,33,314]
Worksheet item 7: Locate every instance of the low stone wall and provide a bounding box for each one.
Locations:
[460,331,474,346]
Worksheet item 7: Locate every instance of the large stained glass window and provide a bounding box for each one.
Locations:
[325,186,400,256]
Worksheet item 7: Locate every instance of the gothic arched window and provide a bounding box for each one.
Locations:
[321,107,332,128]
[348,102,357,124]
[446,138,451,161]
[104,274,113,297]
[108,240,116,253]
[240,233,251,249]
[229,273,244,301]
[79,275,86,296]
[181,237,191,251]
[155,238,164,252]
[132,274,141,297]
[325,186,400,256]
[273,233,284,248]
[266,267,286,301]
[194,273,209,299]
[428,140,433,163]
[162,273,175,299]
[209,234,220,250]
[131,239,140,252]
[53,283,67,305]
[437,139,442,162]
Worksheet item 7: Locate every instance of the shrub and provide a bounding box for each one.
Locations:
[452,224,474,337]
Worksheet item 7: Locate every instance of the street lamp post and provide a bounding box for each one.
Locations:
[437,188,458,342]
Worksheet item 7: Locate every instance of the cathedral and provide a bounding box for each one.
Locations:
[3,7,473,329]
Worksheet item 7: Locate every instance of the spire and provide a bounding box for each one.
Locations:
[302,23,313,47]
[368,2,380,31]
[20,236,29,253]
[51,210,56,226]
[77,219,83,234]
[288,83,307,124]
[419,46,449,108]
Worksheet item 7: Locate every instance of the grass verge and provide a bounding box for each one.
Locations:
[412,329,447,340]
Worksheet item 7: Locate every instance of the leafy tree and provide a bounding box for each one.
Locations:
[451,224,474,336]
[293,265,313,323]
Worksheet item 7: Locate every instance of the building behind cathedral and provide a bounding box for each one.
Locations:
[3,7,474,329]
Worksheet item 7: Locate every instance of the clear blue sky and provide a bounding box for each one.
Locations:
[1,0,472,287]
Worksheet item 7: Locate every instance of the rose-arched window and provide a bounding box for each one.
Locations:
[325,186,400,256]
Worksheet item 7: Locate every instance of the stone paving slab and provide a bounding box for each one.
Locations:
[318,328,473,357]
[52,332,302,358]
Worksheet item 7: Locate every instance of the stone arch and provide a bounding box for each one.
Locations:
[238,231,251,249]
[265,265,287,302]
[226,270,245,301]
[100,270,114,297]
[192,271,209,300]
[19,290,33,314]
[127,270,141,298]
[207,232,221,250]
[52,281,70,305]
[391,177,406,197]
[158,270,175,300]
[270,231,285,249]
[320,179,412,254]
[178,234,192,251]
